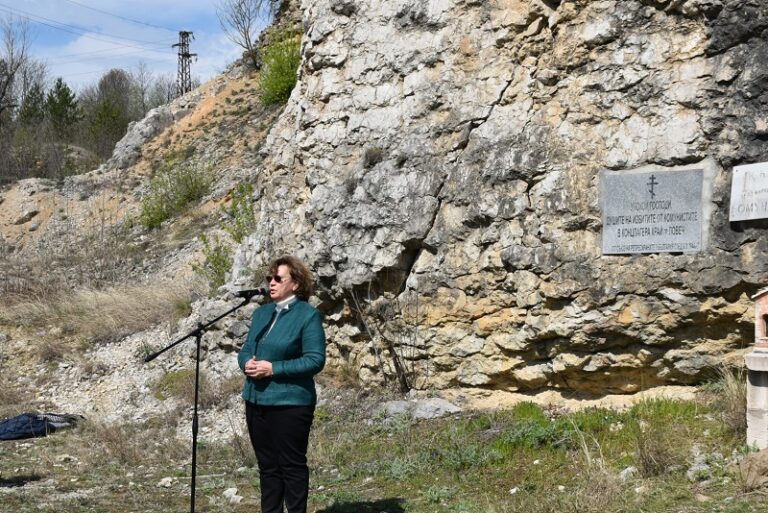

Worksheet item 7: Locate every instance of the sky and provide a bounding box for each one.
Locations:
[7,0,256,91]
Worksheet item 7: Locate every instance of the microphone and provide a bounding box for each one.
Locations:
[234,288,269,299]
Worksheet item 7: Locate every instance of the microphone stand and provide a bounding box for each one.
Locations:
[144,293,258,513]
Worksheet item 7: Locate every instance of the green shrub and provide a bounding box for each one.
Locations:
[499,409,617,451]
[153,369,195,402]
[385,455,420,480]
[628,398,699,421]
[260,30,301,106]
[422,485,456,504]
[565,407,621,436]
[436,441,501,471]
[510,401,548,422]
[500,420,563,449]
[140,161,213,229]
[222,183,257,243]
[192,233,233,293]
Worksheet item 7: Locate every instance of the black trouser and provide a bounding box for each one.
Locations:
[245,402,315,513]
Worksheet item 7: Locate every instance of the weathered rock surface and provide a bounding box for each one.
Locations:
[227,0,768,395]
[375,398,462,420]
[736,448,768,490]
[106,106,175,171]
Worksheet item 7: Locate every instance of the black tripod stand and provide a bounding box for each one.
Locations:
[144,290,263,513]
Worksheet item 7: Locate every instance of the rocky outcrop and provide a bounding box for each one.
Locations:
[106,106,175,171]
[225,0,768,395]
[104,86,213,171]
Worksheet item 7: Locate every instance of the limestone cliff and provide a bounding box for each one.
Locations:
[227,0,768,395]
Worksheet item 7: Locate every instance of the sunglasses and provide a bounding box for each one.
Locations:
[266,274,290,284]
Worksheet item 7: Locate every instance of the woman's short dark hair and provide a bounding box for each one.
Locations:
[269,255,314,300]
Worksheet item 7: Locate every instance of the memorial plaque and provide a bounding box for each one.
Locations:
[601,168,703,254]
[730,162,768,221]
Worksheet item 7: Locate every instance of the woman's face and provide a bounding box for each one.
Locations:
[268,264,299,302]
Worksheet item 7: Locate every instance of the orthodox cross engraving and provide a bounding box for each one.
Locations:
[647,174,658,199]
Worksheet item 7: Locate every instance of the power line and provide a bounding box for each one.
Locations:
[52,63,178,80]
[0,2,175,50]
[56,50,174,66]
[56,67,115,78]
[56,43,170,59]
[58,0,179,33]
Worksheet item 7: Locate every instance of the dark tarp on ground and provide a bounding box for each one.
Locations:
[0,413,83,441]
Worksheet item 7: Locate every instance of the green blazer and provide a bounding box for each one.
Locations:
[237,299,326,406]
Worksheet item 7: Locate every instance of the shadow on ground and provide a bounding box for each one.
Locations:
[316,498,406,513]
[0,474,43,488]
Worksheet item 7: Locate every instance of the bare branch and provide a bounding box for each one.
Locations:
[216,0,278,68]
[0,16,31,120]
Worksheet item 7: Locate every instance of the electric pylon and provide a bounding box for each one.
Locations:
[173,31,197,97]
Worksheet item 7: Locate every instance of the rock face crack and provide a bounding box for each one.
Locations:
[453,78,514,159]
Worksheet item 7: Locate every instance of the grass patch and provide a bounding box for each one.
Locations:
[1,220,143,301]
[704,365,748,437]
[153,369,198,402]
[496,404,621,453]
[153,369,243,410]
[305,392,758,512]
[0,384,765,513]
[626,399,697,477]
[0,280,202,343]
[260,29,301,106]
[0,383,33,420]
[78,419,189,466]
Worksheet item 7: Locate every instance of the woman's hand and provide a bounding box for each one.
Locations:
[244,357,274,379]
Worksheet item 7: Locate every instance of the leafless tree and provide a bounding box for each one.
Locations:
[16,59,47,109]
[216,0,279,68]
[130,61,154,118]
[0,16,31,122]
[146,72,178,107]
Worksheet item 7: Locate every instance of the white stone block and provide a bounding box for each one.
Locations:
[745,352,768,372]
[747,408,768,449]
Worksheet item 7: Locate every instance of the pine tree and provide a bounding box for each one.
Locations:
[17,82,45,126]
[88,99,129,158]
[45,77,79,141]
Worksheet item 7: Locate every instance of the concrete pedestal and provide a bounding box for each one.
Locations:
[746,351,768,449]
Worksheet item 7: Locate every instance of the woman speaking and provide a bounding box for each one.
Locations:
[238,255,326,513]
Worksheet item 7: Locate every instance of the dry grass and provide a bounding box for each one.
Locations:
[0,211,142,299]
[38,338,68,363]
[717,365,748,436]
[0,279,203,343]
[152,369,241,411]
[633,419,678,477]
[630,400,695,478]
[225,411,258,468]
[51,417,191,468]
[0,383,33,420]
[735,449,768,492]
[505,467,627,513]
